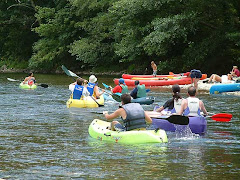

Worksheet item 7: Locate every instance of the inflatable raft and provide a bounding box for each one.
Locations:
[66,95,104,108]
[152,116,207,134]
[209,83,240,94]
[19,82,37,90]
[88,119,168,144]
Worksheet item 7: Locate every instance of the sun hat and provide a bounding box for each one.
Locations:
[119,78,125,84]
[89,75,97,83]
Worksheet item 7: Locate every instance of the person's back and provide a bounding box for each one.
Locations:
[178,86,208,116]
[112,78,128,94]
[87,75,97,96]
[172,98,183,114]
[73,78,85,99]
[103,94,152,131]
[120,84,128,94]
[121,103,147,131]
[87,75,104,98]
[156,84,182,114]
[184,97,200,116]
[130,80,139,99]
[137,84,146,98]
[87,82,95,96]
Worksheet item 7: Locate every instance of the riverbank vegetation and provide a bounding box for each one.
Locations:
[0,0,240,74]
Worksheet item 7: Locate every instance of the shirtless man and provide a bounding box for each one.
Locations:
[151,61,157,77]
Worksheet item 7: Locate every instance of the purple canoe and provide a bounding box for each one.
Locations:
[152,116,207,134]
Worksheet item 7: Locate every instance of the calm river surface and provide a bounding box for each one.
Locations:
[0,73,239,179]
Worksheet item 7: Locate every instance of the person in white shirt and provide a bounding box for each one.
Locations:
[178,86,208,116]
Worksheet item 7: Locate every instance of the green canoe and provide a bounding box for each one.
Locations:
[19,82,37,90]
[88,119,168,144]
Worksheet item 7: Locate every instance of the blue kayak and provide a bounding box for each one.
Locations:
[209,83,240,94]
[131,96,155,105]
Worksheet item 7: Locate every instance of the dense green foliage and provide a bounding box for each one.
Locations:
[0,0,240,74]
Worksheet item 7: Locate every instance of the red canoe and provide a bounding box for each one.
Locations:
[122,73,207,80]
[122,73,188,79]
[114,77,193,87]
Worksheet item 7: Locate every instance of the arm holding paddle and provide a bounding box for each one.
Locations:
[177,98,208,116]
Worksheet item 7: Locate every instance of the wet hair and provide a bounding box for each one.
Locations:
[121,94,131,104]
[172,84,181,101]
[76,78,84,85]
[135,80,140,85]
[188,86,196,96]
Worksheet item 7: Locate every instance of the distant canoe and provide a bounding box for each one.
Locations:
[114,77,192,87]
[209,83,240,94]
[122,73,207,80]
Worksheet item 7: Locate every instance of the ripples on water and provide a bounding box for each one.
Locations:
[0,73,239,179]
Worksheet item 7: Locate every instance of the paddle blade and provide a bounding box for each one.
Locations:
[102,83,110,89]
[112,93,121,102]
[39,84,48,88]
[166,115,189,125]
[7,78,20,82]
[61,65,79,78]
[210,113,232,122]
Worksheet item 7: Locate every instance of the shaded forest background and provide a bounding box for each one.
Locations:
[0,0,240,75]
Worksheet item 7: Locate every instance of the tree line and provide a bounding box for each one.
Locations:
[0,0,240,74]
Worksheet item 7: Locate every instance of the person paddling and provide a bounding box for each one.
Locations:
[87,75,104,99]
[130,80,147,99]
[111,78,128,94]
[155,84,183,114]
[103,94,152,131]
[23,72,36,85]
[69,78,90,100]
[178,86,208,116]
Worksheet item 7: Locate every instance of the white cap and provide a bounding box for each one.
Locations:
[89,75,97,83]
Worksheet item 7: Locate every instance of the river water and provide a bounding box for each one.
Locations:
[0,73,239,179]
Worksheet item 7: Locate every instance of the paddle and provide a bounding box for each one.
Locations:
[92,111,189,125]
[7,78,48,88]
[101,83,122,102]
[61,65,80,78]
[206,113,232,122]
[61,65,104,107]
[153,115,189,125]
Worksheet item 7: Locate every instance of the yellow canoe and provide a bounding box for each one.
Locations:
[66,95,104,108]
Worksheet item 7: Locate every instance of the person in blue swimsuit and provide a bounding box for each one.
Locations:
[87,75,104,99]
[69,78,90,100]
